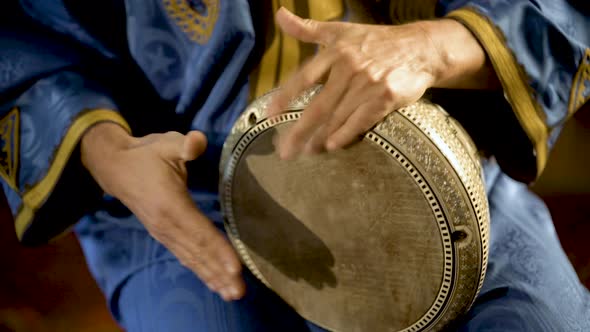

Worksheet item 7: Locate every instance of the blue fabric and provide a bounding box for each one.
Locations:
[1,0,589,330]
[75,162,590,331]
[439,0,590,129]
[438,0,590,181]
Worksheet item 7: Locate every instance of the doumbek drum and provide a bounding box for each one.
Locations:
[219,86,490,332]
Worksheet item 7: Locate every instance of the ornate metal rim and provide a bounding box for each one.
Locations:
[396,106,490,313]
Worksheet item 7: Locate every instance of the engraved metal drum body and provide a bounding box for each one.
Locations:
[219,87,490,332]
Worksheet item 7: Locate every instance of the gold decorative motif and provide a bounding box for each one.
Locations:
[568,48,590,116]
[163,0,219,44]
[0,108,20,190]
[15,109,130,240]
[447,8,549,179]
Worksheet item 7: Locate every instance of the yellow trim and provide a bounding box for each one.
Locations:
[308,0,344,22]
[251,0,281,98]
[250,0,345,99]
[0,108,20,190]
[278,0,300,85]
[15,109,130,240]
[568,48,590,116]
[447,8,549,178]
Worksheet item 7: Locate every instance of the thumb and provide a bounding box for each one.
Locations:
[155,131,207,162]
[182,131,207,161]
[275,7,335,45]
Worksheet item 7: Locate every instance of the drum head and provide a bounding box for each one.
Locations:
[220,90,489,332]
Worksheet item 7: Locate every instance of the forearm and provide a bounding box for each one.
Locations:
[81,122,135,196]
[418,19,501,90]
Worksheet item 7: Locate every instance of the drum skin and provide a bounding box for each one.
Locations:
[219,87,490,332]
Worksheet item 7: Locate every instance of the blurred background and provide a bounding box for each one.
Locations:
[0,107,589,332]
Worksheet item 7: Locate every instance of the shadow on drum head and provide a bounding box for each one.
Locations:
[232,127,337,290]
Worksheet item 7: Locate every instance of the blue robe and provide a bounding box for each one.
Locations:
[0,0,589,330]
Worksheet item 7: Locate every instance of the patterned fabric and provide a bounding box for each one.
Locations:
[0,0,589,330]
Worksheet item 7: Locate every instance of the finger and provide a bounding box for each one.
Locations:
[303,123,330,155]
[275,7,340,45]
[277,67,350,159]
[326,101,386,151]
[267,50,337,117]
[304,71,380,152]
[182,131,207,161]
[172,196,245,298]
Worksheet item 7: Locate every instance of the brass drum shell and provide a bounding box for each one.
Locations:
[219,87,490,332]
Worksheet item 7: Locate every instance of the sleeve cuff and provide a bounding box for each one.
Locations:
[15,109,129,242]
[446,8,549,179]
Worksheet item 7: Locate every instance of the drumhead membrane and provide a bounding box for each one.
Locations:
[220,91,489,332]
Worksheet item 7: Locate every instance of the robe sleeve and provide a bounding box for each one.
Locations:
[0,2,130,245]
[437,0,590,183]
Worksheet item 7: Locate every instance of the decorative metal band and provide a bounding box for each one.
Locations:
[364,131,454,332]
[397,104,490,316]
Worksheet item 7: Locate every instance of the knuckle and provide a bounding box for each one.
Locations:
[363,67,381,84]
[381,86,397,102]
[300,71,316,86]
[302,18,316,29]
[333,41,348,54]
[335,46,359,68]
[182,255,206,271]
[310,100,331,117]
[164,130,181,138]
[151,200,174,222]
[192,231,212,251]
[178,255,196,270]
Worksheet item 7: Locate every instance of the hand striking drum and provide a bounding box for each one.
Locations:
[219,86,490,332]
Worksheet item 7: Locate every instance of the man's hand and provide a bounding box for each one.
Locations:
[81,123,244,301]
[269,7,498,160]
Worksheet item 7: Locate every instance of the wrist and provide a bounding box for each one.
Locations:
[418,19,499,89]
[81,122,134,186]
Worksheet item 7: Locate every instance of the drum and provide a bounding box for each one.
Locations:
[219,86,490,332]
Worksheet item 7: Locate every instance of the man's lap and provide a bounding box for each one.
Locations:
[75,174,590,332]
[76,195,326,332]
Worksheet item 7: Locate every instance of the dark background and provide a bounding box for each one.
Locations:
[0,108,589,332]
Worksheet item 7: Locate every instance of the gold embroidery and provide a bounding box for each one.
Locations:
[15,109,130,240]
[163,0,219,44]
[568,48,590,116]
[0,108,19,190]
[447,8,549,179]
